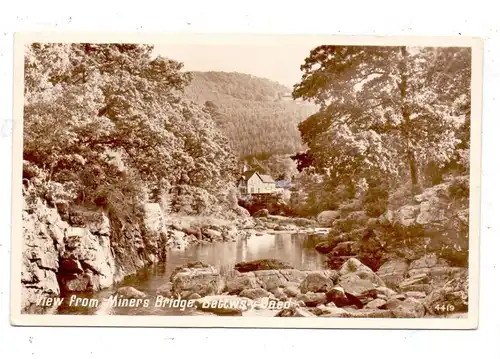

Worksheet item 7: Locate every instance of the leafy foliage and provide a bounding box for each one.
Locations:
[292,45,471,189]
[23,43,239,221]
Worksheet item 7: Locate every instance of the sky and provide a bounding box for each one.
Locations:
[152,41,325,89]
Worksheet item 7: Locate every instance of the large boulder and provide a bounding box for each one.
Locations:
[234,259,294,273]
[170,262,224,299]
[325,286,356,308]
[224,272,259,294]
[338,257,385,287]
[299,272,335,293]
[253,270,290,291]
[390,297,426,318]
[376,258,410,289]
[115,286,147,299]
[317,210,341,226]
[407,253,450,277]
[296,292,328,307]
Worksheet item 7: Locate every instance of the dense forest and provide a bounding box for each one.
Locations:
[184,71,318,157]
[22,44,242,220]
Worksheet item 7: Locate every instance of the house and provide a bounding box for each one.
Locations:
[238,170,276,195]
[274,179,295,201]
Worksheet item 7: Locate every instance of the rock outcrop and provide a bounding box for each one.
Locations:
[21,192,249,313]
[310,179,469,316]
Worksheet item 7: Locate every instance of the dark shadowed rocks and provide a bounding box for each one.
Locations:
[315,241,335,254]
[234,259,294,272]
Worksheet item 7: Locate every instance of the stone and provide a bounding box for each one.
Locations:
[283,283,300,297]
[296,292,328,307]
[59,272,97,292]
[299,272,335,294]
[59,259,83,274]
[202,228,223,241]
[224,272,259,294]
[408,253,449,272]
[391,297,426,318]
[365,298,387,309]
[400,284,433,294]
[239,288,271,300]
[171,264,224,299]
[156,282,173,297]
[376,259,409,289]
[339,274,376,297]
[404,291,427,299]
[317,307,350,317]
[399,273,429,289]
[143,203,165,234]
[235,259,294,273]
[253,270,289,291]
[272,287,288,300]
[275,307,316,317]
[393,205,420,227]
[374,286,398,299]
[338,257,385,287]
[116,286,147,299]
[325,286,352,307]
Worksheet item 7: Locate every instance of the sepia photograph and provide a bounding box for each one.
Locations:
[10,33,482,328]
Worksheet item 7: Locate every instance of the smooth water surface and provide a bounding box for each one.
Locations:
[57,232,327,315]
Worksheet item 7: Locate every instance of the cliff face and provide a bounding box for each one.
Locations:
[21,195,167,313]
[21,188,253,313]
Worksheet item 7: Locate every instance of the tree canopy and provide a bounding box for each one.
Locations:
[24,43,239,219]
[292,45,471,189]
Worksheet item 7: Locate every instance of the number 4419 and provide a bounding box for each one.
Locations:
[434,303,455,312]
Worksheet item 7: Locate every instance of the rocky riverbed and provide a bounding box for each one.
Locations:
[106,257,468,318]
[20,192,323,313]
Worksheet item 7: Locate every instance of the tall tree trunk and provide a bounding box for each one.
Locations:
[399,46,419,187]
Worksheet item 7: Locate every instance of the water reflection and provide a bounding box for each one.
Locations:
[57,232,326,315]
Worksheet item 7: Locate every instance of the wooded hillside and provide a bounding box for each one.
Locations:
[184,71,318,157]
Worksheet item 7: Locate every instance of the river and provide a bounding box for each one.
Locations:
[56,231,327,316]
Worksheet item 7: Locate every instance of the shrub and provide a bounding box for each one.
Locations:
[361,182,389,218]
[448,176,469,200]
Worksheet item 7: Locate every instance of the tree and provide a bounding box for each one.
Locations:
[292,45,471,189]
[23,43,238,219]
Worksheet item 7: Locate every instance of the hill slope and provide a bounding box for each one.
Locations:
[184,71,318,157]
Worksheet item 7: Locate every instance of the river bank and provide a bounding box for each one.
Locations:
[20,191,323,314]
[90,256,468,319]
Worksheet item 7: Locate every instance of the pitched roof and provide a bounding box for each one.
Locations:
[259,174,275,183]
[242,170,257,181]
[240,171,275,183]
